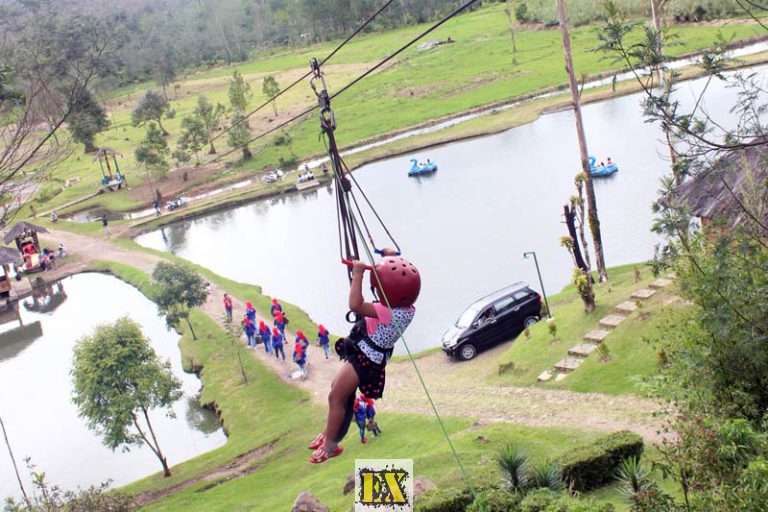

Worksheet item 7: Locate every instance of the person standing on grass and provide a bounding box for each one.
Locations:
[353,395,369,444]
[259,320,272,354]
[317,324,331,359]
[364,396,381,436]
[101,215,109,235]
[242,315,257,348]
[223,293,233,321]
[293,340,307,378]
[272,327,285,361]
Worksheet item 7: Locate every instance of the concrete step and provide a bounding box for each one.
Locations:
[537,370,554,382]
[649,278,673,289]
[631,288,657,300]
[599,314,627,329]
[554,357,584,373]
[583,328,610,343]
[615,301,638,314]
[569,344,599,357]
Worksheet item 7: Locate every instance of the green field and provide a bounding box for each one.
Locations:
[34,2,763,217]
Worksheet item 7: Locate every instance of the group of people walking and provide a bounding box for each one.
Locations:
[224,294,333,379]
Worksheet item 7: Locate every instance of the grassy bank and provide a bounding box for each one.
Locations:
[87,259,628,511]
[496,265,684,395]
[31,2,762,218]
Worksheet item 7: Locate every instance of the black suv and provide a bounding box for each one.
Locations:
[441,282,542,361]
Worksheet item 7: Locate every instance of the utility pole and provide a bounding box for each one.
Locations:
[556,0,608,282]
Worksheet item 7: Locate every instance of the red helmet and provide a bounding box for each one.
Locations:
[370,256,421,308]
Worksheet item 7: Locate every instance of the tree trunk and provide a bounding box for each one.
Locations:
[1,416,32,509]
[272,101,278,117]
[208,140,217,154]
[243,146,252,160]
[140,406,172,477]
[564,204,588,272]
[185,316,197,340]
[156,118,169,136]
[84,140,98,153]
[504,0,517,57]
[556,0,608,282]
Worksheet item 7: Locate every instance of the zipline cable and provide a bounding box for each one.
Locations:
[203,0,480,170]
[210,0,398,144]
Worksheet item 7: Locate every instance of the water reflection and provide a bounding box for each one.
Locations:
[137,66,767,353]
[0,273,226,501]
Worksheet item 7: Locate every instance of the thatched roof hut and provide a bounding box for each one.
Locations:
[675,143,768,229]
[3,222,48,245]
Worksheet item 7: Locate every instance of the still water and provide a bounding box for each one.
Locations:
[0,273,226,501]
[136,68,764,352]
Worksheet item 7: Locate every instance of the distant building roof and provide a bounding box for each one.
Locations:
[674,142,768,229]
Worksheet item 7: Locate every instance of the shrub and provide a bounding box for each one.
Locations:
[497,444,530,492]
[415,487,474,512]
[530,461,564,491]
[34,183,62,204]
[519,488,559,512]
[559,431,644,492]
[615,456,653,500]
[466,487,523,512]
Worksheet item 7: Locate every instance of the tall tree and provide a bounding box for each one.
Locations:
[0,3,117,226]
[152,262,209,340]
[227,111,253,161]
[132,90,171,135]
[228,70,252,113]
[135,122,170,180]
[556,0,608,282]
[178,115,207,165]
[68,89,109,153]
[262,75,280,116]
[71,317,182,478]
[193,96,226,154]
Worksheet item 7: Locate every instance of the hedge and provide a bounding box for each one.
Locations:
[415,487,474,512]
[466,488,523,512]
[559,430,644,492]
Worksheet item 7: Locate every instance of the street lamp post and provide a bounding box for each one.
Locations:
[523,251,552,319]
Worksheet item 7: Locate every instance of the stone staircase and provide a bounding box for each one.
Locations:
[537,277,674,383]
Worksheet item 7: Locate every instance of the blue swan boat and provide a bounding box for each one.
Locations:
[588,156,618,177]
[408,158,437,176]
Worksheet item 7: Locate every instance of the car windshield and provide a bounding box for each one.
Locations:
[455,307,480,328]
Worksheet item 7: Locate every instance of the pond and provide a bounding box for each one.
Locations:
[0,273,226,501]
[136,66,764,353]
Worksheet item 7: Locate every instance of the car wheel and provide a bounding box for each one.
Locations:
[524,316,539,327]
[458,343,477,361]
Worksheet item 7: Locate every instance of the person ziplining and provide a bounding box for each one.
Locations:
[305,56,422,464]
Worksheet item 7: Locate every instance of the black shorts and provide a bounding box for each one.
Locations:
[344,340,387,399]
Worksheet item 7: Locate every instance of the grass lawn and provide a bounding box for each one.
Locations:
[495,265,674,391]
[89,260,619,511]
[32,2,763,216]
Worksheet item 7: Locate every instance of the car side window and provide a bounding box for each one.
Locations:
[513,291,530,302]
[476,307,495,326]
[493,295,516,313]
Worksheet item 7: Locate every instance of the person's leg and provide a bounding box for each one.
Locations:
[357,420,366,440]
[323,345,330,359]
[314,362,359,458]
[274,346,280,359]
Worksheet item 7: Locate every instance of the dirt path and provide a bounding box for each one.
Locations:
[46,228,664,442]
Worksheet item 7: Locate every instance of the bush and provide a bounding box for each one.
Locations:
[34,183,62,204]
[466,487,523,512]
[559,431,644,492]
[520,488,559,512]
[415,487,474,512]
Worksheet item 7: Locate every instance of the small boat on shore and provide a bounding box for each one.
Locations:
[408,159,437,176]
[588,156,618,177]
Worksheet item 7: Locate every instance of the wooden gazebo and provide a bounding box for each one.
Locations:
[93,147,127,191]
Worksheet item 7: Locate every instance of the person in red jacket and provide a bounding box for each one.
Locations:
[223,293,233,321]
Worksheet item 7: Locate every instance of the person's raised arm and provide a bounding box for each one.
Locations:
[349,260,377,318]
